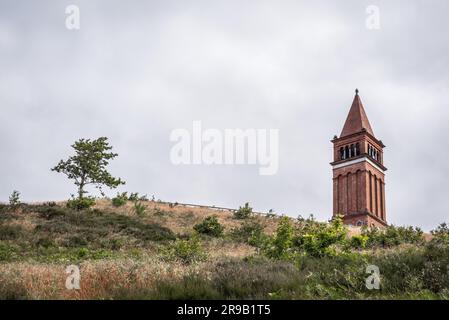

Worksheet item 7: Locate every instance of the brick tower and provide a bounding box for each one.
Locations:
[330,89,387,228]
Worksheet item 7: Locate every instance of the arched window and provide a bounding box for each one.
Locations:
[340,147,344,160]
[355,143,360,156]
[345,146,349,159]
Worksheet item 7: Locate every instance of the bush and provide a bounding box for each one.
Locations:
[262,217,295,259]
[162,235,207,263]
[261,215,349,260]
[9,190,20,207]
[0,225,23,240]
[66,197,95,210]
[347,235,369,249]
[112,192,128,207]
[431,223,449,244]
[362,225,424,248]
[35,237,56,248]
[194,216,224,237]
[0,242,20,261]
[133,201,146,217]
[234,203,253,219]
[37,206,66,219]
[230,220,266,246]
[293,215,347,258]
[369,243,449,294]
[128,192,146,201]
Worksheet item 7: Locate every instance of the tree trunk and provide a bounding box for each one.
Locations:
[78,176,85,200]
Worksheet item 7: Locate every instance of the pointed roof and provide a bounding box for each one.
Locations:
[340,89,374,137]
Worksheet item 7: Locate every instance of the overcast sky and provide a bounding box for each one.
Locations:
[1,0,448,230]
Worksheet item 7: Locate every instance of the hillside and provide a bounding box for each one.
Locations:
[0,199,448,300]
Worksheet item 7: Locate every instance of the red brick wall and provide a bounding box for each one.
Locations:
[332,133,387,228]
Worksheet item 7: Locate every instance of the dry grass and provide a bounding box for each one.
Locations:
[93,199,280,236]
[0,257,212,299]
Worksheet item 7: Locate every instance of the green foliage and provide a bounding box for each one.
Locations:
[66,197,95,211]
[370,243,449,294]
[51,137,125,200]
[293,216,346,257]
[230,219,266,246]
[162,234,207,264]
[128,192,147,201]
[431,223,449,244]
[112,192,147,207]
[234,202,253,219]
[37,206,66,220]
[362,225,424,248]
[9,190,20,207]
[262,217,295,259]
[133,201,146,217]
[112,192,128,207]
[193,216,224,237]
[0,242,20,261]
[348,235,369,249]
[261,215,348,259]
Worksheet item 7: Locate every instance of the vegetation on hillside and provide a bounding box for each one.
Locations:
[0,200,448,300]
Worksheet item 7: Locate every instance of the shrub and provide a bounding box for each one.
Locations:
[347,235,369,249]
[363,225,424,248]
[127,192,139,201]
[293,215,347,257]
[262,217,295,259]
[66,197,95,210]
[0,225,23,240]
[194,216,224,237]
[112,192,128,207]
[431,223,449,244]
[133,201,146,217]
[9,190,21,207]
[368,244,449,294]
[162,235,207,263]
[0,242,20,261]
[35,237,56,248]
[421,242,449,292]
[37,206,66,219]
[230,220,266,246]
[234,203,253,219]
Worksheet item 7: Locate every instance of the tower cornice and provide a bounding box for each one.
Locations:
[331,130,385,148]
[330,155,387,172]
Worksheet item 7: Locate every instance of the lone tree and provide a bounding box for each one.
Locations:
[52,137,125,199]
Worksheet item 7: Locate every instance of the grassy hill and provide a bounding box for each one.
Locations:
[0,199,448,300]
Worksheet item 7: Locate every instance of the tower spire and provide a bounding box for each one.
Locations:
[340,89,374,137]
